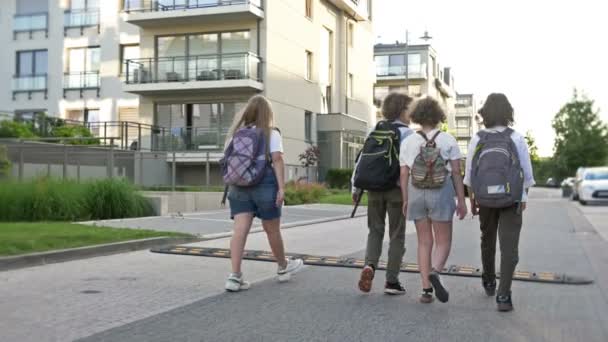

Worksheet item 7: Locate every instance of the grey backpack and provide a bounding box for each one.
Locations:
[471,128,524,208]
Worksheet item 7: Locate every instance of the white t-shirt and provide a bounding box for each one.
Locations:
[268,129,283,153]
[399,129,462,171]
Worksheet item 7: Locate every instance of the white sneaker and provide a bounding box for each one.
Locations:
[225,273,251,292]
[277,258,304,283]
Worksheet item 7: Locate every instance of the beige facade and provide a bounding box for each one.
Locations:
[454,93,481,155]
[0,0,375,184]
[373,43,457,129]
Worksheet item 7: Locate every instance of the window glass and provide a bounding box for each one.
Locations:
[34,51,47,74]
[86,47,100,71]
[305,111,312,142]
[157,36,186,57]
[70,0,86,10]
[121,45,139,74]
[305,51,312,80]
[18,52,33,75]
[221,31,250,53]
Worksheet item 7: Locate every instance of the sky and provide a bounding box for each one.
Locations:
[374,0,608,156]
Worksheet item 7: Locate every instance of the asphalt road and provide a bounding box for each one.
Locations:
[2,189,607,342]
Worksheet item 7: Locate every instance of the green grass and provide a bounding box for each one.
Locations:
[0,222,191,256]
[319,191,368,206]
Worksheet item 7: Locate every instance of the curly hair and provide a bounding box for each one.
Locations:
[409,97,446,127]
[478,93,514,127]
[381,92,413,121]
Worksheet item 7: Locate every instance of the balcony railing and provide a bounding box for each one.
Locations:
[376,65,427,79]
[64,9,100,35]
[125,52,261,85]
[12,75,48,99]
[63,71,100,97]
[13,12,48,39]
[123,0,262,12]
[454,127,473,138]
[154,127,226,151]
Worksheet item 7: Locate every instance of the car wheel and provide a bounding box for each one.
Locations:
[580,200,588,206]
[572,193,579,201]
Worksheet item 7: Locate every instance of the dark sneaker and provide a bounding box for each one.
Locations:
[497,294,514,312]
[384,282,406,295]
[483,279,497,297]
[429,271,449,303]
[358,265,375,293]
[420,288,434,304]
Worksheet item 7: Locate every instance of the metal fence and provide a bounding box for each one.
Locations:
[0,138,318,190]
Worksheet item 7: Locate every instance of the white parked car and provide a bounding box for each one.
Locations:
[577,167,608,205]
[571,167,586,201]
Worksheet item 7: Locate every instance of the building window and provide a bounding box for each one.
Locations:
[305,111,312,142]
[458,139,469,155]
[408,85,422,96]
[456,118,470,128]
[305,0,313,18]
[305,50,313,80]
[347,22,354,48]
[373,86,389,106]
[65,46,100,89]
[17,50,48,76]
[348,73,354,98]
[120,44,139,75]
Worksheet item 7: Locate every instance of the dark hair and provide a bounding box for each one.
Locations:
[381,92,413,121]
[409,97,446,127]
[478,93,514,127]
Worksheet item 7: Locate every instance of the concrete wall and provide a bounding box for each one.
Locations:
[0,0,139,127]
[143,191,225,215]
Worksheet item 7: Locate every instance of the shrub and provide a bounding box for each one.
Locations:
[325,169,353,189]
[0,145,10,179]
[85,179,153,220]
[0,178,87,221]
[0,178,154,221]
[284,181,327,206]
[0,120,36,138]
[52,125,100,145]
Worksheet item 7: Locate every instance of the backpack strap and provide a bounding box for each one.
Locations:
[418,131,441,147]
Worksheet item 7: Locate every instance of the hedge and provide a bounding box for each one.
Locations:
[325,169,352,189]
[0,178,153,221]
[284,182,327,206]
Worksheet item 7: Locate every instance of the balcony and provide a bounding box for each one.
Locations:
[13,75,48,99]
[454,127,473,138]
[13,13,48,39]
[123,52,263,95]
[64,9,100,35]
[376,65,427,80]
[122,0,264,28]
[63,72,101,98]
[327,0,369,20]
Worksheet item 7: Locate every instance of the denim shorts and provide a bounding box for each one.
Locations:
[407,176,456,222]
[228,167,281,220]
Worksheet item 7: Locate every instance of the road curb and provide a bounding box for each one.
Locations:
[194,213,368,241]
[0,236,200,272]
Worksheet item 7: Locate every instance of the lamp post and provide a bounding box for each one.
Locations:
[404,30,433,94]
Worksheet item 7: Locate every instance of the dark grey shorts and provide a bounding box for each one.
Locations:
[407,177,456,222]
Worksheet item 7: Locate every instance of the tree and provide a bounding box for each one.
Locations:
[299,145,321,182]
[524,131,540,166]
[552,90,608,180]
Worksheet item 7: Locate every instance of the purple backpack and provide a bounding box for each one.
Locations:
[221,126,268,187]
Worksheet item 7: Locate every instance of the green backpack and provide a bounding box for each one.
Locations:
[411,131,448,189]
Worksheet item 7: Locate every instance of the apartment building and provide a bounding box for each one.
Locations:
[0,0,139,136]
[454,93,480,155]
[0,0,375,184]
[373,43,457,129]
